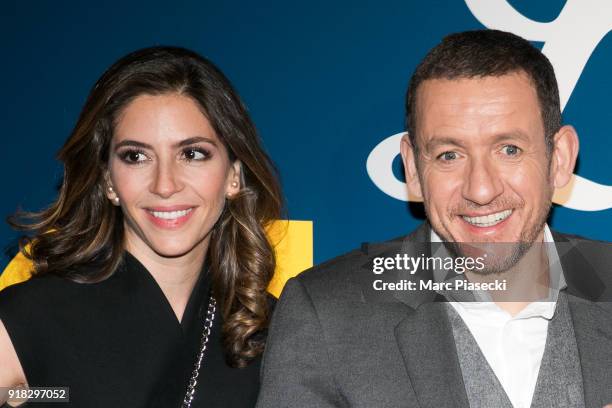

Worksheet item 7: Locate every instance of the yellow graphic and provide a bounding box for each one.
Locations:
[0,220,313,298]
[0,246,33,291]
[266,220,313,298]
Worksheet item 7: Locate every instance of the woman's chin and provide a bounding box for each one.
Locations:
[148,240,204,259]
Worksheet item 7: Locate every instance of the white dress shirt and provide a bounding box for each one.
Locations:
[431,225,564,408]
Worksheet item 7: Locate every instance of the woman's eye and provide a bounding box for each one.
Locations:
[120,150,148,163]
[501,144,521,156]
[437,151,458,161]
[183,148,210,161]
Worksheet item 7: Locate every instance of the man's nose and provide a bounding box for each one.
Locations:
[461,156,503,206]
[150,161,183,198]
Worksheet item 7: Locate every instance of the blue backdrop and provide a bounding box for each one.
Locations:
[2,0,610,269]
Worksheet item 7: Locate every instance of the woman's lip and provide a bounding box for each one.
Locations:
[144,205,196,212]
[144,207,195,229]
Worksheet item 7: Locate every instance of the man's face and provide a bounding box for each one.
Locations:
[406,72,553,251]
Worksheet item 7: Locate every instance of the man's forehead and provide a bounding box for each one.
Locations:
[416,71,538,108]
[414,72,543,141]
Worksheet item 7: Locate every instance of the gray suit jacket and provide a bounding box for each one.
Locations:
[256,223,612,408]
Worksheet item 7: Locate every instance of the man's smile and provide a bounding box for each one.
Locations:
[461,209,513,228]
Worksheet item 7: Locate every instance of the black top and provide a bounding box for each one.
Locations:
[0,252,264,407]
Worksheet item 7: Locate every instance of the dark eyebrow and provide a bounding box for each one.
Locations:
[114,140,152,150]
[175,136,217,148]
[424,137,466,153]
[114,136,217,150]
[491,131,531,144]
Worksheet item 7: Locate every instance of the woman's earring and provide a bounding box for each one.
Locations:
[227,181,239,199]
[108,186,120,205]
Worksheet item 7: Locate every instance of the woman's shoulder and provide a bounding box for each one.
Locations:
[0,262,127,319]
[0,273,63,301]
[0,273,80,320]
[0,256,134,304]
[0,275,73,368]
[2,266,96,290]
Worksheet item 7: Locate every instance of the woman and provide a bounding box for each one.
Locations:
[0,46,282,407]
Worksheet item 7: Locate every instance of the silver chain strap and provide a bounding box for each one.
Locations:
[181,294,217,408]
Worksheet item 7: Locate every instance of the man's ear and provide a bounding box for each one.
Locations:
[550,125,579,189]
[400,133,423,200]
[226,160,242,197]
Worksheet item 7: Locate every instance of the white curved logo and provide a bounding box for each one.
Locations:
[367,0,612,211]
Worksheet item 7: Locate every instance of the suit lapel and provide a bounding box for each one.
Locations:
[569,298,612,407]
[555,232,612,406]
[382,222,468,407]
[394,302,469,408]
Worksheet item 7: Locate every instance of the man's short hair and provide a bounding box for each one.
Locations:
[405,29,561,155]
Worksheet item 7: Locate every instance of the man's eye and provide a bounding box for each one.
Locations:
[501,145,521,156]
[182,148,210,161]
[437,151,458,161]
[120,150,148,163]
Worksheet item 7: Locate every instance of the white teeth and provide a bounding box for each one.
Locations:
[462,209,512,227]
[149,208,193,220]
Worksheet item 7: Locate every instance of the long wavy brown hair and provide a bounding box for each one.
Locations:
[8,46,283,368]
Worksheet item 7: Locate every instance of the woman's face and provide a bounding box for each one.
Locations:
[107,93,240,260]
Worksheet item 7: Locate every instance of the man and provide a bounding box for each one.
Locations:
[256,30,612,408]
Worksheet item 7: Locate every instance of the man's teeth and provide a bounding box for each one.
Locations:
[462,209,512,227]
[149,208,193,220]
